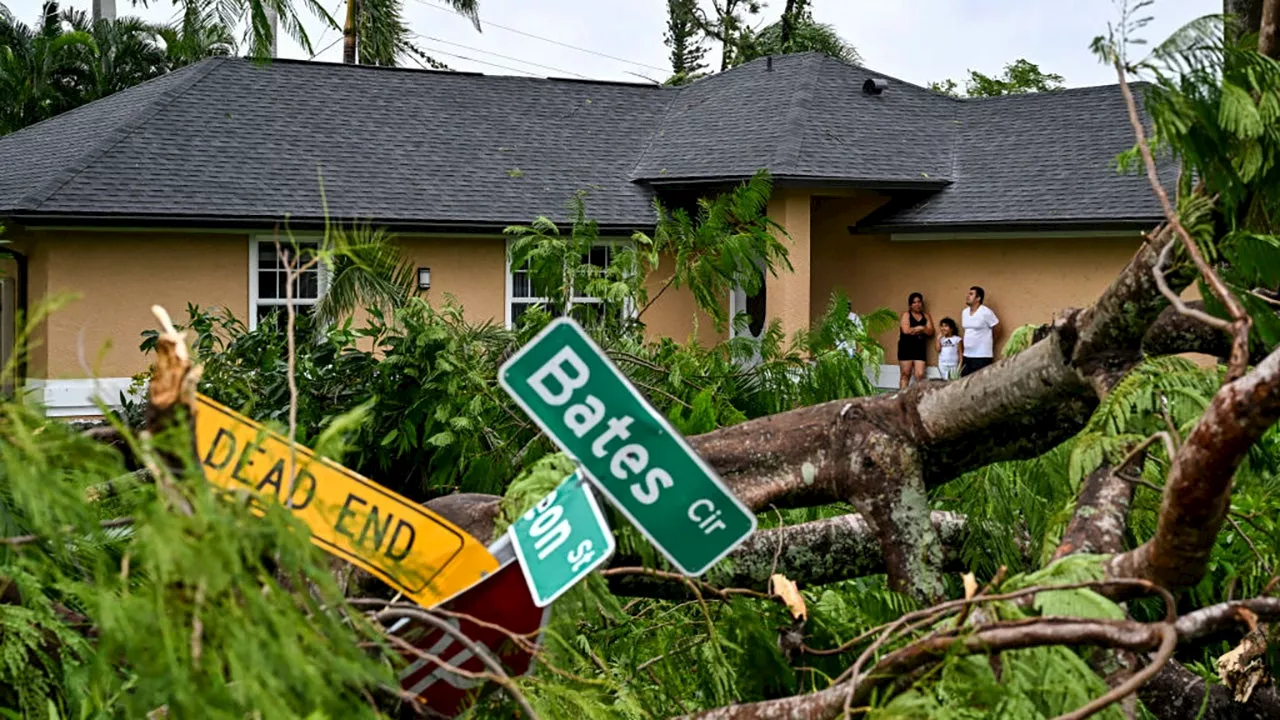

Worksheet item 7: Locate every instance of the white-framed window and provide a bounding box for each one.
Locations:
[248,237,329,331]
[505,239,631,328]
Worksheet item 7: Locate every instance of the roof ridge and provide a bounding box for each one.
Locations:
[17,58,229,211]
[219,55,668,90]
[770,53,821,173]
[961,80,1152,102]
[626,78,684,181]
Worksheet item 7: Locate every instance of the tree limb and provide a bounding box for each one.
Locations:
[420,491,971,599]
[1052,463,1138,561]
[1108,343,1280,588]
[1139,655,1280,720]
[1261,0,1279,59]
[607,511,969,599]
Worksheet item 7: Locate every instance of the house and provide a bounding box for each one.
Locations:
[0,52,1165,416]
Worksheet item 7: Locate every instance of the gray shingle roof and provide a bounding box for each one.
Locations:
[0,57,676,228]
[631,53,957,185]
[0,52,1165,231]
[869,83,1166,229]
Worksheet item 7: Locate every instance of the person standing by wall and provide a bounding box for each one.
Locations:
[897,292,934,389]
[960,286,999,377]
[936,317,962,380]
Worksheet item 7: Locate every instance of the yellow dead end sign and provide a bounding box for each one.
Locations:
[193,393,498,607]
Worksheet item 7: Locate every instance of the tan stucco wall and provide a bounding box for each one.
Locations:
[11,229,721,382]
[398,236,508,325]
[641,252,725,347]
[21,230,249,378]
[766,190,813,341]
[811,200,1145,364]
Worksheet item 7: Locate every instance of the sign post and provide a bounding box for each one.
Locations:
[509,471,615,607]
[193,393,499,608]
[499,317,756,576]
[394,556,551,717]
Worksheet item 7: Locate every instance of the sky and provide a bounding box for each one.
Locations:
[5,0,1223,88]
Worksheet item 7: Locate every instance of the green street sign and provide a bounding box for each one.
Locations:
[509,471,615,607]
[499,317,756,576]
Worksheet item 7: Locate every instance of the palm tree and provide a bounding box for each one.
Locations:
[343,0,479,66]
[0,2,239,136]
[732,2,859,67]
[156,2,236,67]
[313,223,417,328]
[0,2,96,135]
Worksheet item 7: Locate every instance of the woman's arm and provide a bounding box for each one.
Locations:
[900,312,912,334]
[924,313,935,337]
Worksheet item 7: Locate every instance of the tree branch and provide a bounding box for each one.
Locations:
[419,491,971,598]
[1260,0,1279,59]
[607,511,969,599]
[1052,463,1138,561]
[1109,343,1280,588]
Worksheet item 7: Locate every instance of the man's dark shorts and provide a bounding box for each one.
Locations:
[961,357,994,377]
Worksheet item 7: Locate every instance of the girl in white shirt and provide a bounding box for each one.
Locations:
[936,317,962,380]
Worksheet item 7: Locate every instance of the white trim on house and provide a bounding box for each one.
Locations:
[503,236,634,329]
[24,377,140,417]
[247,236,330,330]
[888,229,1145,243]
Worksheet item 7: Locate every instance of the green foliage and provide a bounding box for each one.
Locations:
[664,0,708,84]
[999,323,1039,357]
[634,170,792,332]
[928,59,1065,98]
[0,400,400,718]
[0,1,235,136]
[732,0,860,67]
[313,221,417,328]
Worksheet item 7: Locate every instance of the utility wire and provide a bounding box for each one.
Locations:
[412,33,590,78]
[309,0,348,57]
[310,33,344,59]
[412,45,540,76]
[416,0,668,73]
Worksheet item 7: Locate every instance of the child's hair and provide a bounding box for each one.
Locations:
[939,317,958,334]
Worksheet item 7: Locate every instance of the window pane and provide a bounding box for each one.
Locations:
[512,271,531,299]
[258,270,278,300]
[511,302,531,325]
[259,243,280,269]
[257,304,314,334]
[589,245,609,268]
[296,269,319,300]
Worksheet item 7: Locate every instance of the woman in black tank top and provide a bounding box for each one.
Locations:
[897,292,934,390]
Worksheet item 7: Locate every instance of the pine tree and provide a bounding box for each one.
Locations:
[664,0,707,84]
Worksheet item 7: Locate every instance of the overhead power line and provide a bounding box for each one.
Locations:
[310,34,344,60]
[417,0,668,73]
[413,33,591,79]
[411,45,540,76]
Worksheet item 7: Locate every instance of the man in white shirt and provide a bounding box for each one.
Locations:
[960,286,999,377]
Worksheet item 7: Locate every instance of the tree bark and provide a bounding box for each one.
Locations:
[685,228,1189,598]
[607,511,969,598]
[1140,657,1280,720]
[343,0,360,64]
[420,492,972,599]
[1261,0,1280,58]
[1108,344,1280,588]
[1226,0,1266,45]
[1052,462,1138,561]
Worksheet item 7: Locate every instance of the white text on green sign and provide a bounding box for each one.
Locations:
[499,318,756,576]
[509,472,615,607]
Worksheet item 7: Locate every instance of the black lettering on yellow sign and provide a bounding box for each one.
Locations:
[334,493,416,561]
[194,394,498,607]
